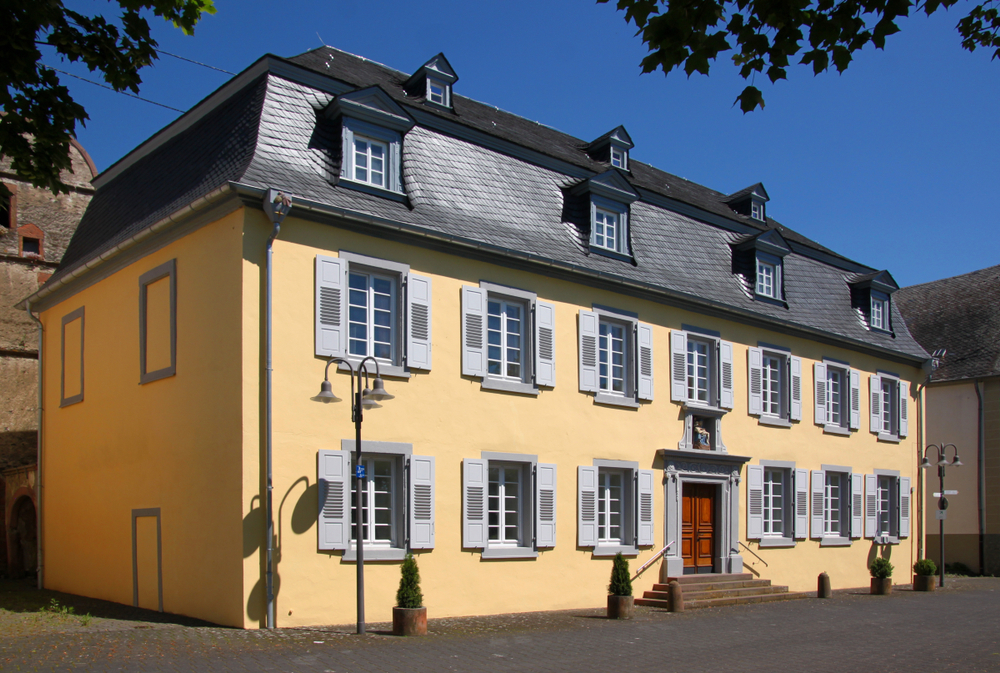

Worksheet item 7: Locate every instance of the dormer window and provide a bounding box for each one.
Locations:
[404,53,458,110]
[610,147,627,169]
[725,182,770,222]
[566,169,639,262]
[751,201,765,221]
[755,254,781,299]
[593,207,624,254]
[730,229,790,305]
[353,136,387,187]
[586,126,634,171]
[847,271,898,333]
[870,292,890,331]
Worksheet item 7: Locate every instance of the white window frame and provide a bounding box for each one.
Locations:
[870,291,891,332]
[486,297,528,383]
[870,372,907,441]
[597,467,627,545]
[810,466,859,546]
[754,253,782,301]
[598,318,629,397]
[823,471,848,538]
[763,467,788,538]
[589,196,629,257]
[750,200,765,221]
[426,77,450,107]
[748,462,807,546]
[610,146,628,169]
[340,118,404,196]
[865,470,909,543]
[760,353,783,418]
[686,336,715,406]
[813,360,860,435]
[826,365,845,427]
[578,459,654,556]
[351,454,398,549]
[351,135,388,188]
[347,269,397,366]
[748,346,801,426]
[488,461,526,547]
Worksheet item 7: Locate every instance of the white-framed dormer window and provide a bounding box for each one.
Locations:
[462,282,556,395]
[751,201,765,221]
[593,208,621,253]
[870,292,890,331]
[755,253,782,300]
[870,373,908,441]
[610,146,628,169]
[814,361,860,435]
[426,77,449,107]
[463,453,557,558]
[352,136,388,188]
[578,307,654,408]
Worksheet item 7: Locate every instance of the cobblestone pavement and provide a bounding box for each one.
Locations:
[2,577,999,672]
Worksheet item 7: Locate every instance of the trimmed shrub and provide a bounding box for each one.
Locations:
[869,557,894,579]
[913,558,937,576]
[396,554,423,609]
[608,552,632,596]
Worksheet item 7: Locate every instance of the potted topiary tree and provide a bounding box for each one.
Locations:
[870,557,894,595]
[393,554,427,636]
[607,552,634,619]
[913,559,937,592]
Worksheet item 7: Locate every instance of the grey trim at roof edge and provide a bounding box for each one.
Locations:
[24,181,926,367]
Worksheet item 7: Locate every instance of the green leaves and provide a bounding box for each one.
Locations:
[2,0,215,194]
[607,0,997,110]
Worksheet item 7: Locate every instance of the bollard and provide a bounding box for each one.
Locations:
[817,572,832,598]
[668,580,684,612]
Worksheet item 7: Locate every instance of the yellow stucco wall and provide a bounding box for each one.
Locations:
[924,382,981,537]
[241,211,921,628]
[39,211,246,627]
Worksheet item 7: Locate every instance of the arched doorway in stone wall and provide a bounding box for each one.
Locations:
[8,496,37,578]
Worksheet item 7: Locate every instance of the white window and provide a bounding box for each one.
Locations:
[763,468,786,536]
[348,271,396,363]
[317,445,435,558]
[670,330,734,411]
[462,283,556,393]
[747,464,808,544]
[487,298,525,381]
[823,472,846,536]
[463,456,558,557]
[748,347,802,423]
[870,292,890,331]
[810,468,862,543]
[353,136,387,188]
[755,253,782,300]
[864,473,910,542]
[488,463,523,546]
[610,147,627,169]
[877,476,892,537]
[814,362,860,433]
[599,320,627,395]
[578,463,655,553]
[593,208,620,253]
[761,355,782,416]
[426,78,449,106]
[315,253,433,375]
[579,309,654,405]
[870,374,908,440]
[598,468,625,544]
[751,201,765,221]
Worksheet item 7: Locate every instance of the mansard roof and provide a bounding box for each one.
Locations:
[38,47,927,363]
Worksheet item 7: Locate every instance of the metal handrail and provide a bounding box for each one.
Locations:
[739,541,768,567]
[632,540,675,580]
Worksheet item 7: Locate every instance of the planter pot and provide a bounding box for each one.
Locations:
[913,575,936,592]
[870,578,893,595]
[392,606,427,636]
[607,595,634,620]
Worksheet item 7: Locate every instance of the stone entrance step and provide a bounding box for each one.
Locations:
[635,573,809,610]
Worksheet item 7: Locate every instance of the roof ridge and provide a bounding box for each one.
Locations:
[900,263,1000,291]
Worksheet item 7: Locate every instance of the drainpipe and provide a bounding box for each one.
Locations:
[975,379,985,574]
[262,190,292,629]
[25,299,43,590]
[916,382,925,562]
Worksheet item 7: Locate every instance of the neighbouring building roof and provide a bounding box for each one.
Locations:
[41,46,928,363]
[896,265,1000,382]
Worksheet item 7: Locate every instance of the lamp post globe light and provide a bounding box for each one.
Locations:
[920,443,962,588]
[313,356,393,634]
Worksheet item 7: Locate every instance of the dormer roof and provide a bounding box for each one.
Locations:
[848,270,899,294]
[731,228,791,257]
[404,53,459,91]
[323,86,415,132]
[725,182,770,204]
[587,126,634,153]
[569,169,639,203]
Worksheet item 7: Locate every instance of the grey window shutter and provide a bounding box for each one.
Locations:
[462,458,488,549]
[849,369,861,430]
[813,362,827,425]
[536,463,557,548]
[899,476,911,538]
[405,273,432,371]
[864,473,877,539]
[851,473,864,539]
[794,468,809,539]
[636,322,654,401]
[577,465,598,547]
[534,300,556,388]
[408,455,435,550]
[340,125,354,180]
[747,347,763,416]
[899,381,909,437]
[461,286,487,378]
[746,464,764,540]
[670,330,688,402]
[719,340,734,409]
[810,469,825,538]
[637,469,655,546]
[790,356,803,421]
[578,310,599,393]
[389,136,403,193]
[869,374,882,434]
[315,255,346,358]
[318,449,350,550]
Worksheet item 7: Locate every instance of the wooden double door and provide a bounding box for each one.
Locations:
[681,482,716,573]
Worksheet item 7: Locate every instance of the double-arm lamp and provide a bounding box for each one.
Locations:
[312,356,394,635]
[920,443,962,588]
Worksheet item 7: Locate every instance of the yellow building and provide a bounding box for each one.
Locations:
[23,48,929,628]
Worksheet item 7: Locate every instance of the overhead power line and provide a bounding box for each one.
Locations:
[154,48,234,75]
[40,65,185,113]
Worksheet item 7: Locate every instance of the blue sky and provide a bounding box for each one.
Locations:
[52,0,998,287]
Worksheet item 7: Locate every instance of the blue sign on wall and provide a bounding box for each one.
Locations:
[355,464,366,479]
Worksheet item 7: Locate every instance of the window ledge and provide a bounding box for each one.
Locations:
[337,360,411,380]
[594,393,640,409]
[343,547,407,562]
[757,415,792,428]
[591,545,639,558]
[481,547,538,560]
[877,433,901,444]
[338,178,408,203]
[682,403,728,417]
[870,536,901,545]
[753,295,788,309]
[588,246,634,264]
[822,424,851,437]
[758,537,796,548]
[481,378,539,396]
[819,537,852,547]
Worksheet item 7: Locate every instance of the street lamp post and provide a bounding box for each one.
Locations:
[920,443,962,588]
[313,356,393,635]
